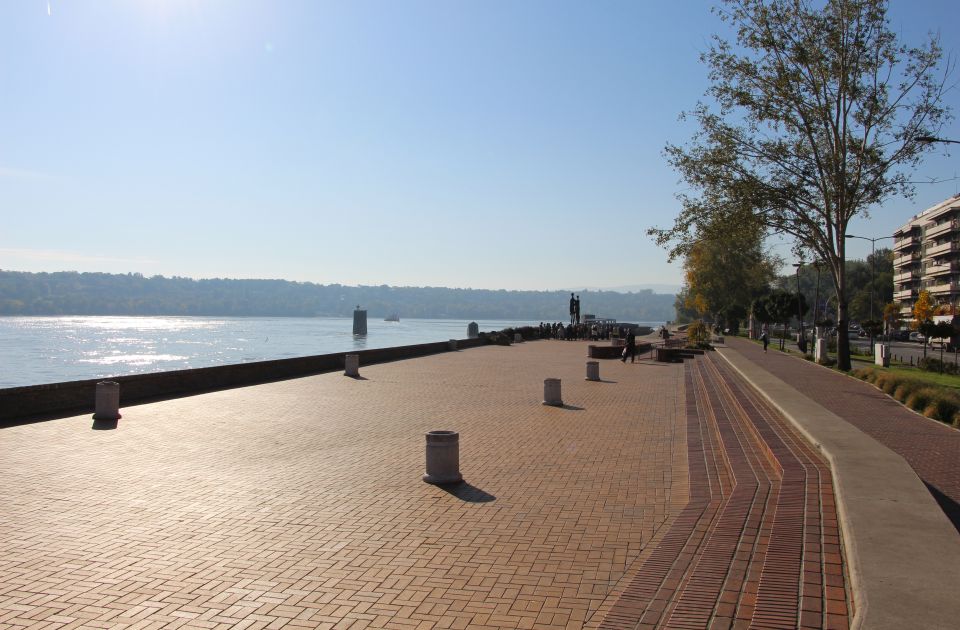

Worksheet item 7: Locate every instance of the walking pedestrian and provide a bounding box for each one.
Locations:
[621,328,636,363]
[761,327,769,353]
[569,293,576,325]
[574,295,581,325]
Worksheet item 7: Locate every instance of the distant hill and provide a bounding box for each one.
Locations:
[0,270,676,322]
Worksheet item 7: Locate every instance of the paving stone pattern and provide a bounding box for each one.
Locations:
[726,337,960,531]
[597,355,848,630]
[0,342,845,629]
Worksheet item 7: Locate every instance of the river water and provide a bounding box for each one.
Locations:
[0,316,565,388]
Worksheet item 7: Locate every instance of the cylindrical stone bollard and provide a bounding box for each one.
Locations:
[93,381,121,420]
[468,322,479,339]
[448,339,458,351]
[514,333,523,343]
[586,361,600,381]
[353,307,367,335]
[542,378,563,406]
[344,354,360,377]
[423,430,462,484]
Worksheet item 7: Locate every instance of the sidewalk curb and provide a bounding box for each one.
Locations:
[716,346,960,630]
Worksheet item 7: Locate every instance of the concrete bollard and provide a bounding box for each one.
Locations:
[875,344,890,367]
[448,339,458,351]
[423,430,462,484]
[542,378,563,406]
[514,333,523,343]
[468,322,479,339]
[344,354,360,377]
[93,381,121,420]
[586,361,600,381]
[815,339,827,363]
[353,307,367,336]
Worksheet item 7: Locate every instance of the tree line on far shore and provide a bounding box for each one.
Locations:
[0,270,676,322]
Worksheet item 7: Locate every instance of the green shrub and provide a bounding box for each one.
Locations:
[803,353,814,361]
[906,388,937,413]
[874,372,898,394]
[893,380,923,403]
[917,357,960,375]
[852,367,875,381]
[923,393,960,423]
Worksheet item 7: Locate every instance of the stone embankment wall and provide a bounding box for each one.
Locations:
[1,334,518,425]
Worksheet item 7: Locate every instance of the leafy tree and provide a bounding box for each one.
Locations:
[679,216,779,331]
[913,290,935,330]
[650,0,952,371]
[763,289,808,350]
[882,301,902,337]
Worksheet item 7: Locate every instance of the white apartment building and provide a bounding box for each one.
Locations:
[893,193,960,319]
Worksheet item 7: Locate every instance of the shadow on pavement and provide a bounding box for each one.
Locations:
[924,481,960,534]
[438,481,496,503]
[91,418,119,430]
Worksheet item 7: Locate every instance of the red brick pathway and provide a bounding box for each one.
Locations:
[726,337,960,532]
[598,355,848,630]
[0,342,846,629]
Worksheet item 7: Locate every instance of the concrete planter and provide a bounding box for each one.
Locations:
[344,354,360,377]
[93,381,121,420]
[423,430,462,484]
[586,361,600,381]
[543,378,563,406]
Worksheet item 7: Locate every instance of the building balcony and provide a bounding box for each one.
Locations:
[894,252,923,267]
[925,281,960,296]
[894,270,919,283]
[926,263,959,277]
[894,288,918,301]
[894,235,922,252]
[924,241,960,259]
[922,202,960,223]
[900,306,914,317]
[925,219,960,240]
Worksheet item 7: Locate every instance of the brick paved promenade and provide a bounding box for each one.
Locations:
[726,337,960,532]
[1,341,847,629]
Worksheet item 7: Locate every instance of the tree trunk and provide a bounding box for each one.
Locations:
[837,310,850,370]
[835,259,851,371]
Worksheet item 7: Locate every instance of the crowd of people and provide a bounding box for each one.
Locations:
[537,321,626,341]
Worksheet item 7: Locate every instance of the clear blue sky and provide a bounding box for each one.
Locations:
[2,0,959,291]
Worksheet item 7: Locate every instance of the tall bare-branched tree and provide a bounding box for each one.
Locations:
[650,0,953,369]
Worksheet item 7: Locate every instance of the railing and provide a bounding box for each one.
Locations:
[924,241,960,258]
[894,289,918,300]
[894,236,922,251]
[894,252,923,267]
[926,219,960,239]
[925,263,957,277]
[922,203,960,222]
[894,271,918,283]
[925,282,960,295]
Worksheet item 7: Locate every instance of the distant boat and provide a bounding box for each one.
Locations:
[384,313,400,322]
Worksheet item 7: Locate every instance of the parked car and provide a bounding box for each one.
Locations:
[909,331,925,343]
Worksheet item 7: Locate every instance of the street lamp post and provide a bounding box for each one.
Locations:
[845,234,895,349]
[793,262,805,353]
[813,260,822,337]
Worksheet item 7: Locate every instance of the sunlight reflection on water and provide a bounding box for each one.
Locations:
[0,316,552,388]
